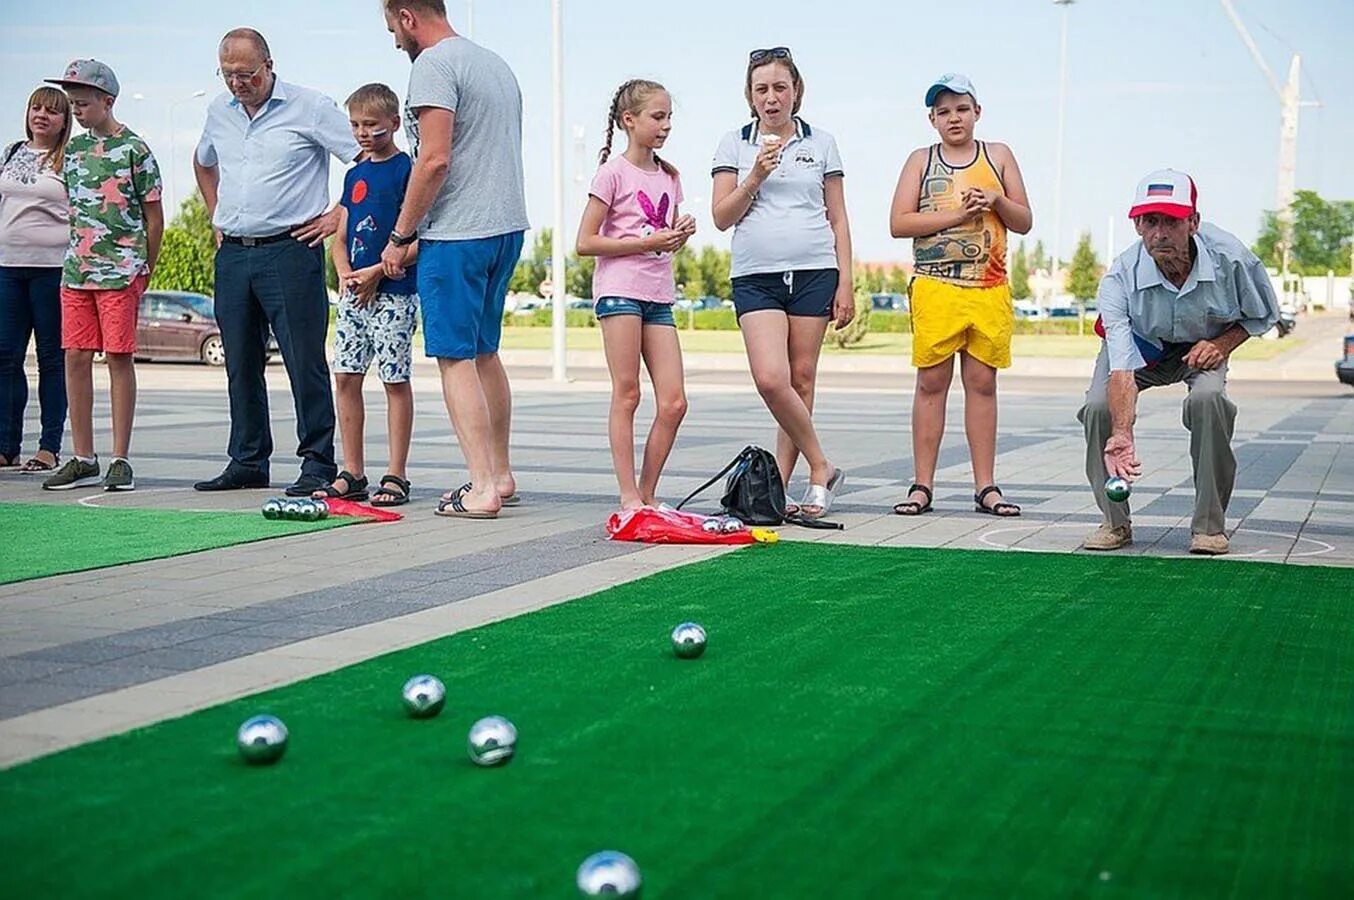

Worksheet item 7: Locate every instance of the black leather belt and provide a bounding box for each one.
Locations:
[221,229,297,247]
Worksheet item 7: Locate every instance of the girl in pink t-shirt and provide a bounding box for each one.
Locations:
[576,79,696,511]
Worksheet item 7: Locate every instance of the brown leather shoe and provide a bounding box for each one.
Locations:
[1082,523,1133,551]
[1189,532,1229,555]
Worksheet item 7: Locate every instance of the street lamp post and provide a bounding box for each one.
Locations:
[550,0,566,382]
[1051,0,1074,301]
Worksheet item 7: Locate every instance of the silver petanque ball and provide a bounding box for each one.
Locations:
[1104,476,1132,503]
[299,500,322,522]
[701,518,722,534]
[236,714,288,765]
[261,498,283,520]
[719,517,744,534]
[467,715,517,766]
[401,674,446,719]
[281,499,306,521]
[671,622,707,659]
[312,498,330,520]
[577,850,642,897]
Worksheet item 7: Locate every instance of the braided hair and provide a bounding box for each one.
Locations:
[599,79,678,176]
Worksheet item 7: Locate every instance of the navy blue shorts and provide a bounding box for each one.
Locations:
[594,296,676,326]
[731,268,838,319]
[417,231,525,360]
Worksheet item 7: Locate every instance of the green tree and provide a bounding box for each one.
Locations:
[566,253,595,299]
[1030,239,1049,273]
[696,245,732,300]
[884,265,911,294]
[1010,240,1031,300]
[672,245,699,298]
[1065,232,1101,301]
[510,229,552,295]
[1253,190,1354,275]
[149,192,216,295]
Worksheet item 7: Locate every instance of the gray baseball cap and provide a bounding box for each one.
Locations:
[45,59,120,97]
[925,73,977,108]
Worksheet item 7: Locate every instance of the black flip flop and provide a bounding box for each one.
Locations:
[893,483,933,516]
[974,485,1020,517]
[370,474,410,507]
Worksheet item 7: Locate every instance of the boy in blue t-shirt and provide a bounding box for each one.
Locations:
[316,83,419,506]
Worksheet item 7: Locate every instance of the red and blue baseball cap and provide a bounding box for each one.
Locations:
[1129,169,1197,219]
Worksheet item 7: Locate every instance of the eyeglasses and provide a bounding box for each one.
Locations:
[748,47,792,64]
[216,62,268,85]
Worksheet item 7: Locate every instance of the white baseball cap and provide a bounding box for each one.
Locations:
[925,73,977,108]
[1128,169,1198,219]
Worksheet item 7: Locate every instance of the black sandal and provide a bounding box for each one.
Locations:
[370,474,410,507]
[974,485,1020,517]
[893,483,933,516]
[314,470,369,501]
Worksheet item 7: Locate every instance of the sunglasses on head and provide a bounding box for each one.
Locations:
[748,47,792,64]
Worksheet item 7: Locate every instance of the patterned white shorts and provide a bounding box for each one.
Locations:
[333,291,419,383]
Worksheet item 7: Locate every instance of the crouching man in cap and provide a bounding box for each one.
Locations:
[1079,169,1279,556]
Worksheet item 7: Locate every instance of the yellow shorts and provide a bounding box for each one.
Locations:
[909,277,1013,369]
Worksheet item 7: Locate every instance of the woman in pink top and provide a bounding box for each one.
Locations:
[0,87,71,473]
[576,79,696,511]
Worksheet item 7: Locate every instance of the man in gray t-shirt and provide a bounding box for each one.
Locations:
[380,0,528,520]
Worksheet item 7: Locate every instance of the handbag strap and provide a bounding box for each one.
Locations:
[675,446,753,511]
[1,141,23,169]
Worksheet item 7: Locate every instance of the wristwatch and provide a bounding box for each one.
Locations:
[389,229,418,247]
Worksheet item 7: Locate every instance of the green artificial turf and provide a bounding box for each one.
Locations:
[1,544,1350,897]
[1,502,349,584]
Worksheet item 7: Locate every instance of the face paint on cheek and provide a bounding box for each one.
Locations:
[368,128,389,137]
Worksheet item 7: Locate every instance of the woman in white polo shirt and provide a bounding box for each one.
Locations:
[712,47,852,517]
[0,87,71,474]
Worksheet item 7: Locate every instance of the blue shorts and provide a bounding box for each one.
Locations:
[731,268,838,319]
[594,296,676,326]
[417,232,525,360]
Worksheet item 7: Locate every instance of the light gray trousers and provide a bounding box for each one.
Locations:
[1077,344,1238,535]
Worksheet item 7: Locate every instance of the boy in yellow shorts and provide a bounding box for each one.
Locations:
[888,73,1032,516]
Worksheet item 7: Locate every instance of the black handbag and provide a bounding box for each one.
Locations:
[677,445,785,526]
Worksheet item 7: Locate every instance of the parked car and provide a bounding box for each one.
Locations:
[870,292,907,312]
[136,290,277,366]
[1337,334,1354,386]
[1013,301,1044,320]
[674,295,727,312]
[1047,306,1080,320]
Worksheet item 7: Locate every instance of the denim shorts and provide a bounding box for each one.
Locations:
[731,268,838,319]
[594,296,676,326]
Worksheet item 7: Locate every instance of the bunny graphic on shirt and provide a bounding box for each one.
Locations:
[636,190,671,258]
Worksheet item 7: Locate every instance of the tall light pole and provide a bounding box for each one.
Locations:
[466,0,474,39]
[1050,0,1074,301]
[168,90,207,214]
[550,0,567,382]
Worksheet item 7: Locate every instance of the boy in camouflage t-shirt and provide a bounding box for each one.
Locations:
[41,60,163,492]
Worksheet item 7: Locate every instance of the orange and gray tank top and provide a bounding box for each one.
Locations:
[912,142,1008,288]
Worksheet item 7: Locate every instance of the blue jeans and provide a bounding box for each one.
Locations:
[0,266,66,459]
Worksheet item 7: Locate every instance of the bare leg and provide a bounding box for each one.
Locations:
[383,379,413,479]
[333,372,366,478]
[960,352,1000,501]
[637,324,687,505]
[908,356,954,506]
[65,349,96,459]
[776,314,830,487]
[437,356,500,515]
[740,310,833,513]
[475,352,515,500]
[600,315,644,510]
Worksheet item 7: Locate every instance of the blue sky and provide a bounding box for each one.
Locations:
[3,0,1351,264]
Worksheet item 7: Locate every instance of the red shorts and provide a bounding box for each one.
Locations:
[61,274,147,354]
